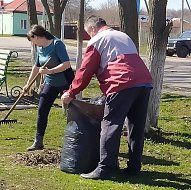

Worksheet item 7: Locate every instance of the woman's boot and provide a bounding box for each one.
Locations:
[27,135,44,151]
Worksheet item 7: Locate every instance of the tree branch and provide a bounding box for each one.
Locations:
[41,0,54,32]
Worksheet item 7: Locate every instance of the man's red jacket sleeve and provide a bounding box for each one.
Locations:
[67,45,101,98]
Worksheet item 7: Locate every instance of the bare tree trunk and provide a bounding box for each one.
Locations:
[75,0,84,100]
[41,0,68,38]
[118,0,139,51]
[27,0,38,27]
[27,0,40,94]
[26,0,38,64]
[53,1,62,38]
[146,0,172,131]
[41,0,54,32]
[76,0,84,70]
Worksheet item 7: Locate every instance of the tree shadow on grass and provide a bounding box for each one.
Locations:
[112,170,191,190]
[163,131,191,139]
[8,94,61,108]
[145,129,191,150]
[119,153,179,166]
[8,69,31,73]
[161,94,190,103]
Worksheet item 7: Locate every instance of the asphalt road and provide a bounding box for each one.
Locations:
[0,36,191,96]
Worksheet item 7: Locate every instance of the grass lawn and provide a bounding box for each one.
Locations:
[0,59,190,190]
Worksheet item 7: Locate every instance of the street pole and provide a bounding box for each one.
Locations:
[107,0,109,9]
[42,6,46,28]
[61,11,65,41]
[139,19,142,52]
[1,7,4,35]
[181,0,184,34]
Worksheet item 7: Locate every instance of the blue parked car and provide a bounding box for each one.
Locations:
[166,30,191,58]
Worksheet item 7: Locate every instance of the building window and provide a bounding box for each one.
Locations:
[21,20,27,30]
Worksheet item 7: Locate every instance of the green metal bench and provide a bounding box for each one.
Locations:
[0,49,18,97]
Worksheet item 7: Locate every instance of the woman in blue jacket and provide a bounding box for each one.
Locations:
[24,25,73,151]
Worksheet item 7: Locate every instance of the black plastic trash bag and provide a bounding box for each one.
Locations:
[60,98,104,174]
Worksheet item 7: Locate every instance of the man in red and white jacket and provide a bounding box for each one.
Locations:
[61,15,152,180]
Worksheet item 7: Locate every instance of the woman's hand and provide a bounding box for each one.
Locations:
[22,84,29,94]
[40,82,45,90]
[39,67,52,74]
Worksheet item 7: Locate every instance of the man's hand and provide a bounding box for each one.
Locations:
[61,92,73,105]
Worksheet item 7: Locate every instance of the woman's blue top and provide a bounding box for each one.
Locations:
[36,37,70,87]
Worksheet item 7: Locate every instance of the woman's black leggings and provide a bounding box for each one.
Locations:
[36,84,68,137]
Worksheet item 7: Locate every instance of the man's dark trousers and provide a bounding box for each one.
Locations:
[98,86,151,172]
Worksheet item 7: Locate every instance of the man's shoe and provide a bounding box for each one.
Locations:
[80,169,111,180]
[80,171,101,180]
[121,168,140,176]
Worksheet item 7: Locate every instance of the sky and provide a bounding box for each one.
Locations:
[90,0,191,11]
[3,0,191,11]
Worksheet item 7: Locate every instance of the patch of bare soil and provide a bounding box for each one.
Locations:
[15,149,61,167]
